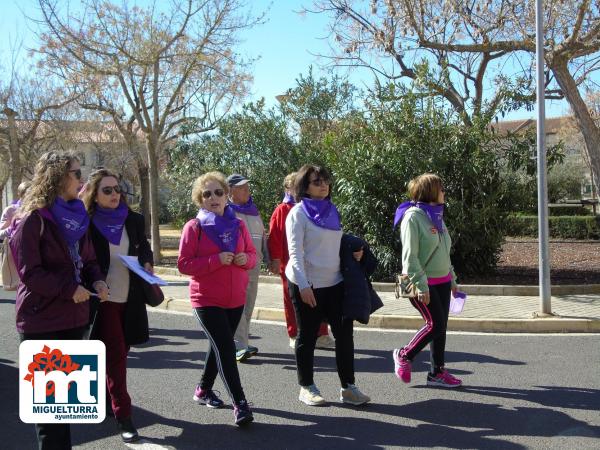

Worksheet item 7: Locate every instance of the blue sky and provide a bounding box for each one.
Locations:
[1,0,571,121]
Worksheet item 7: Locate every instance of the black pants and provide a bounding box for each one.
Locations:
[402,282,452,373]
[288,280,355,388]
[193,306,246,403]
[20,327,85,450]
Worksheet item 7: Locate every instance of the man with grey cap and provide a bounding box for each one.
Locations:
[227,174,270,362]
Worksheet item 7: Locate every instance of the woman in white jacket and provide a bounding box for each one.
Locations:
[285,164,369,407]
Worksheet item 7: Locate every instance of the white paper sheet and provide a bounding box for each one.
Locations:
[118,255,168,286]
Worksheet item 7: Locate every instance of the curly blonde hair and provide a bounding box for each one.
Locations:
[283,172,296,191]
[191,171,229,207]
[81,168,123,216]
[19,151,80,216]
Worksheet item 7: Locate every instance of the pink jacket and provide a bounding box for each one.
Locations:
[178,218,257,309]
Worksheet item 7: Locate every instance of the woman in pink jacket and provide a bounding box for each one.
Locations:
[178,171,256,427]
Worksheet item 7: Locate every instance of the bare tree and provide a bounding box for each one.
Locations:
[1,73,76,198]
[316,1,600,194]
[36,0,259,260]
[310,0,540,125]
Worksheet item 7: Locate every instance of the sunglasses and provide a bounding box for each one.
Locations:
[202,189,225,199]
[69,169,82,180]
[101,185,122,195]
[310,178,331,187]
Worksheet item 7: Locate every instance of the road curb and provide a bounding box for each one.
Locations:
[153,298,600,333]
[154,266,600,296]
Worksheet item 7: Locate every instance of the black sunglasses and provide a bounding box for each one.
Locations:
[69,169,82,180]
[202,189,225,199]
[101,185,122,195]
[310,178,330,187]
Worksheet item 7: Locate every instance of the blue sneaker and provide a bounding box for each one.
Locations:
[247,345,259,355]
[233,399,254,426]
[193,385,224,408]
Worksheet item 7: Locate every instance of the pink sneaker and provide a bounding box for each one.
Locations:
[393,348,411,383]
[427,369,462,388]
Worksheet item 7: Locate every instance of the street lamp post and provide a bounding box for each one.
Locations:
[536,0,552,314]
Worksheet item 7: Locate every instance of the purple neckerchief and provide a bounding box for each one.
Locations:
[11,199,20,206]
[394,201,445,233]
[229,196,259,216]
[92,202,129,245]
[393,201,414,228]
[283,192,295,205]
[50,198,90,246]
[196,205,240,252]
[300,198,342,231]
[49,198,89,283]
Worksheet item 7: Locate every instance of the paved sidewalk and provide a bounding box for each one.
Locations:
[158,273,600,333]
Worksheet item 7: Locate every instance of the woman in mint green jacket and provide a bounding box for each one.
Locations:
[392,173,462,388]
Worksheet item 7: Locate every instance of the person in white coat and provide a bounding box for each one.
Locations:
[227,174,270,362]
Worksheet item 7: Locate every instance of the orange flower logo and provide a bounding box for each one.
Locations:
[23,345,80,396]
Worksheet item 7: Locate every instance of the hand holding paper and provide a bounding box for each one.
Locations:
[118,255,168,286]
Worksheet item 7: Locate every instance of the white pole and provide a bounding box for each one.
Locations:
[536,0,552,314]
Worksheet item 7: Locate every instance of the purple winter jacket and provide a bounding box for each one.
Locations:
[10,208,105,334]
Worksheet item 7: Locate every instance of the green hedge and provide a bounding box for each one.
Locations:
[505,215,600,239]
[548,206,592,216]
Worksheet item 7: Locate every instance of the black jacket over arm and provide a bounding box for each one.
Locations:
[90,210,153,345]
[340,233,383,324]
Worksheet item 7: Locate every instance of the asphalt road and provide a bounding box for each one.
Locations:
[1,296,599,450]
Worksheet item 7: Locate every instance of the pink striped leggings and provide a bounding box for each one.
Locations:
[400,282,452,373]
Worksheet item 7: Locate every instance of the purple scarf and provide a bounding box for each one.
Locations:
[50,198,90,246]
[300,198,342,231]
[196,205,240,252]
[283,192,295,205]
[49,198,90,283]
[229,196,259,216]
[92,202,129,245]
[393,201,445,233]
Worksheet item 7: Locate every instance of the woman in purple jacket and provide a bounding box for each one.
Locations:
[10,151,109,450]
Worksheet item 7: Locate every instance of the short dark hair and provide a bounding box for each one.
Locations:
[293,164,332,202]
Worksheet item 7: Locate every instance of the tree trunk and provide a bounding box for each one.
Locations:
[551,61,600,195]
[146,136,162,264]
[137,164,151,236]
[3,108,22,198]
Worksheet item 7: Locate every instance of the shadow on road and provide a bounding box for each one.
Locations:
[127,349,206,370]
[457,385,600,411]
[366,398,600,439]
[237,349,524,378]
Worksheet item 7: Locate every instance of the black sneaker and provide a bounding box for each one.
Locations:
[233,400,254,426]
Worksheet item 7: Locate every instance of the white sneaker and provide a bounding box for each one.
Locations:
[299,384,326,406]
[340,384,370,406]
[315,334,335,349]
[289,337,296,349]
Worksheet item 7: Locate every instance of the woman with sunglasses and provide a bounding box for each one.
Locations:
[10,152,109,450]
[178,171,256,426]
[285,164,370,406]
[268,172,333,349]
[82,168,153,443]
[392,173,462,388]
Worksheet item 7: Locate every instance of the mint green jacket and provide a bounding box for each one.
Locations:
[400,207,457,293]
